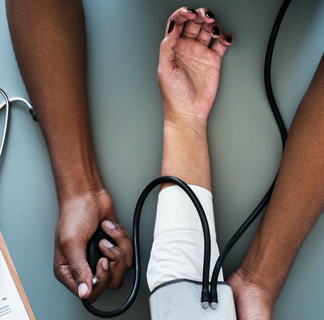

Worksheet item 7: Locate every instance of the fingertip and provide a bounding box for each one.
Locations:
[102,220,116,231]
[225,35,233,45]
[167,19,175,34]
[88,258,111,303]
[101,239,114,249]
[211,32,234,57]
[194,7,215,24]
[164,20,180,41]
[211,24,221,38]
[222,32,234,46]
[174,6,198,21]
[166,6,198,37]
[205,10,215,20]
[102,257,109,271]
[187,8,198,15]
[78,282,89,299]
[94,258,110,285]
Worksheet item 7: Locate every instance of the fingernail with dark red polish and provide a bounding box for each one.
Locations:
[212,25,220,36]
[225,35,232,44]
[205,11,215,19]
[187,8,198,15]
[168,19,175,34]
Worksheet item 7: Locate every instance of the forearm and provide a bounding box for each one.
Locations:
[5,0,101,202]
[239,53,324,305]
[162,115,211,191]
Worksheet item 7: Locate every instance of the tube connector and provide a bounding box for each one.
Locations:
[200,288,210,309]
[200,302,209,309]
[210,302,217,310]
[210,288,218,305]
[29,108,38,122]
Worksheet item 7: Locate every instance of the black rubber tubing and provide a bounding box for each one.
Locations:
[210,0,291,304]
[82,176,212,317]
[83,0,292,313]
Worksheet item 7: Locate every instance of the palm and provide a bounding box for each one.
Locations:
[159,37,224,120]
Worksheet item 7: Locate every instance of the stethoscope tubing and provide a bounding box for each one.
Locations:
[210,0,291,304]
[0,89,10,160]
[0,95,38,160]
[0,96,34,112]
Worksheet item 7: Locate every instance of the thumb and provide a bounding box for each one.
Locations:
[62,237,93,299]
[158,20,181,74]
[159,7,197,73]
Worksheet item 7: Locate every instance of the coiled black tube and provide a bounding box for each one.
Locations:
[83,0,293,314]
[210,0,291,304]
[83,176,211,317]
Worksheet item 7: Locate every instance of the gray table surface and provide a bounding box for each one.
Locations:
[1,0,324,319]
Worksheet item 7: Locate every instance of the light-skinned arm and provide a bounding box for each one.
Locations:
[157,7,233,188]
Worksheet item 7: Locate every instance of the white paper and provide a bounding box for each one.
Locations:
[0,249,30,319]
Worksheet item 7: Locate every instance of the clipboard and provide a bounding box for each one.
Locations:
[0,232,36,319]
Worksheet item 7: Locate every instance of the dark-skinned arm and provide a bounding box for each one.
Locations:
[5,0,132,302]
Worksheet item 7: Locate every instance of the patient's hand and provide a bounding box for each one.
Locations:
[158,7,233,124]
[227,269,273,320]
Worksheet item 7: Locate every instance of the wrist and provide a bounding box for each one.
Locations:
[238,225,296,305]
[234,265,276,308]
[238,256,283,307]
[163,112,208,132]
[55,169,106,205]
[163,118,208,147]
[227,269,273,319]
[162,92,213,123]
[162,113,211,191]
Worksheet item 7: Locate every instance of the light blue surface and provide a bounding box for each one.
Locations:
[0,0,324,319]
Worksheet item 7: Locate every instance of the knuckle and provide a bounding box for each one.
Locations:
[115,249,127,261]
[69,263,83,280]
[113,227,129,241]
[119,228,129,239]
[59,233,76,248]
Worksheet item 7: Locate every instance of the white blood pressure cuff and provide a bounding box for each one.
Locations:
[147,185,223,291]
[149,279,237,320]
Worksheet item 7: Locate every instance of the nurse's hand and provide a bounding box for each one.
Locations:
[158,7,233,125]
[54,184,133,302]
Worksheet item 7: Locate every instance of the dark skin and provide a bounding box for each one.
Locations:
[5,0,132,302]
[228,54,324,319]
[6,0,324,317]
